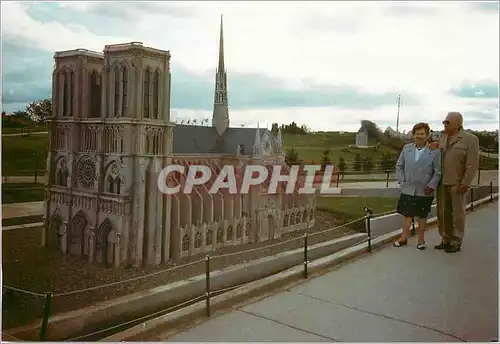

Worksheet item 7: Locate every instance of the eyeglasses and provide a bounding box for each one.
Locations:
[442,120,450,125]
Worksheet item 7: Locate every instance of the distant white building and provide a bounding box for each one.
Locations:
[355,127,369,147]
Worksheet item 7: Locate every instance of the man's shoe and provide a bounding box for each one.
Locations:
[444,244,461,253]
[434,242,449,250]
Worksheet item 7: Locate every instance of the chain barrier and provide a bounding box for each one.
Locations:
[371,209,397,218]
[212,235,303,260]
[308,217,365,239]
[64,294,207,341]
[52,258,205,298]
[2,285,46,297]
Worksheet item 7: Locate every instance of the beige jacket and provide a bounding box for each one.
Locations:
[438,129,480,186]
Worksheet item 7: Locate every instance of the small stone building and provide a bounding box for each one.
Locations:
[355,127,369,147]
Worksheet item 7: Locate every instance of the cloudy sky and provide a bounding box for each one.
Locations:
[2,1,499,132]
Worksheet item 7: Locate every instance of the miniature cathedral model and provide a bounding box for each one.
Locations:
[43,16,316,268]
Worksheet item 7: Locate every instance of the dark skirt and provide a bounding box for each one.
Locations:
[397,193,434,219]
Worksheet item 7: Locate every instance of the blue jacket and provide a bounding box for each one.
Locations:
[395,143,441,197]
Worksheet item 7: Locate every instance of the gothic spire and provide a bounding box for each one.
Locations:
[218,14,225,72]
[212,15,229,136]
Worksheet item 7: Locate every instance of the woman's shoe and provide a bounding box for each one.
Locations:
[393,239,408,247]
[417,242,426,250]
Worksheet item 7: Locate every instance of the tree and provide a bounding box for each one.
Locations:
[271,122,279,134]
[360,120,382,144]
[338,156,347,179]
[320,148,331,163]
[353,154,362,172]
[11,110,29,119]
[285,148,300,165]
[25,98,51,123]
[379,153,395,173]
[280,121,307,135]
[320,148,332,171]
[362,156,374,173]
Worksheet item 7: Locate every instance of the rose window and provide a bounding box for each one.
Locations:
[77,156,96,189]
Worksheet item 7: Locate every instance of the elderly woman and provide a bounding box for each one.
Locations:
[393,122,441,250]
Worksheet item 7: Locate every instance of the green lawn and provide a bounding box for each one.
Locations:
[479,155,498,170]
[1,126,47,134]
[2,215,44,227]
[316,196,398,231]
[2,183,45,204]
[2,134,48,176]
[283,132,398,169]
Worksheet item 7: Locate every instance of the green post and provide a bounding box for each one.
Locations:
[40,292,53,341]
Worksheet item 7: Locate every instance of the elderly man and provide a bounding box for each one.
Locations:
[435,112,480,253]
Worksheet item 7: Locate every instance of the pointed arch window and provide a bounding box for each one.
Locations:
[206,229,213,246]
[69,71,75,116]
[63,71,69,116]
[121,66,128,117]
[143,69,151,118]
[114,65,120,117]
[153,70,160,119]
[107,175,115,193]
[90,71,101,118]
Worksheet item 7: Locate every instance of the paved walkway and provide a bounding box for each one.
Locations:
[481,151,498,159]
[165,203,498,342]
[1,131,48,137]
[2,175,45,183]
[1,201,44,219]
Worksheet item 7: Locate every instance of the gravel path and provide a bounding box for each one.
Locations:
[2,211,360,330]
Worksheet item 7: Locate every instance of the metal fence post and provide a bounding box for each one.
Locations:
[490,181,494,202]
[32,151,38,184]
[364,207,373,252]
[470,188,474,211]
[303,233,308,278]
[205,256,211,317]
[39,292,53,341]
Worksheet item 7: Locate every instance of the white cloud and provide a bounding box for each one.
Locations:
[0,2,128,52]
[1,1,498,130]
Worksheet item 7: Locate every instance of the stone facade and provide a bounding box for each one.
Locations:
[43,18,316,268]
